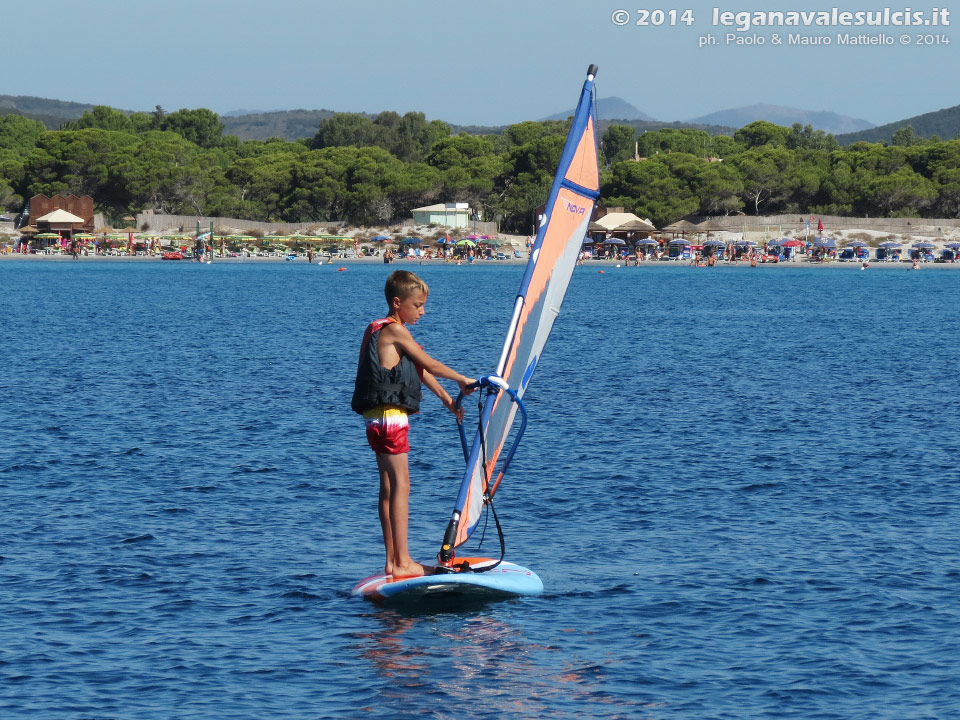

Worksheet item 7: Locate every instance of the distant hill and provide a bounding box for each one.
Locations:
[221,109,341,141]
[542,96,655,122]
[836,104,960,144]
[14,92,959,147]
[0,94,97,129]
[596,118,737,138]
[690,103,874,136]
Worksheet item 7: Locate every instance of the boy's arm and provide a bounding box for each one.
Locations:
[423,370,465,421]
[382,323,475,394]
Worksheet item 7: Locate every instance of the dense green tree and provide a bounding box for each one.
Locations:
[601,125,636,166]
[732,146,793,214]
[891,125,923,147]
[24,128,139,198]
[786,123,839,152]
[0,114,46,150]
[426,133,502,212]
[387,112,449,162]
[694,162,744,215]
[108,131,211,214]
[602,157,700,227]
[500,120,568,149]
[0,115,43,209]
[311,111,448,163]
[496,133,567,232]
[868,166,938,215]
[160,108,224,149]
[226,152,299,221]
[814,155,857,215]
[312,113,380,150]
[637,128,713,158]
[710,135,745,158]
[68,106,135,132]
[933,167,960,217]
[734,121,791,149]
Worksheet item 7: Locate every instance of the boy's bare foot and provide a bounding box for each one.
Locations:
[386,561,429,578]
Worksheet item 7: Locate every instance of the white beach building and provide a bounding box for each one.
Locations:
[411,203,473,229]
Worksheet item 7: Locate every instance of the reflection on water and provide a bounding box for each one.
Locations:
[353,605,656,717]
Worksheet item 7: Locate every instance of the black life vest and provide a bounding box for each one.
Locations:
[351,318,422,414]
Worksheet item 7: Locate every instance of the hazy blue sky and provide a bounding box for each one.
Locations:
[7,0,957,126]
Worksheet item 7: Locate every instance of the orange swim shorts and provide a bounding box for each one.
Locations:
[362,405,410,455]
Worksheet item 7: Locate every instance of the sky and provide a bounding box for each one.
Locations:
[6,0,958,128]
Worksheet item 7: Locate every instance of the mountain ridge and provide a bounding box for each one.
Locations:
[2,93,958,145]
[689,103,875,136]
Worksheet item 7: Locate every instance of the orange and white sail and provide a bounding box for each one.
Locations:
[439,65,600,561]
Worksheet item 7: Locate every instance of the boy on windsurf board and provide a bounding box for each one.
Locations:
[352,270,475,578]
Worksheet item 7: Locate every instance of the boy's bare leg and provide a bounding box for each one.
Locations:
[376,452,425,577]
[376,455,396,572]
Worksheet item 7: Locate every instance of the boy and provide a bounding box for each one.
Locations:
[352,270,474,577]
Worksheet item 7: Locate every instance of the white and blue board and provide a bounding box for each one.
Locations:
[352,558,542,604]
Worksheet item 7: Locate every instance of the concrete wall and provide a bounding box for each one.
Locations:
[135,210,333,235]
[689,214,960,236]
[136,210,499,237]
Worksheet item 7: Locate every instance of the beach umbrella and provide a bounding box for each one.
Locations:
[456,239,476,247]
[669,238,691,245]
[371,234,391,242]
[604,238,625,245]
[400,237,421,245]
[781,239,805,247]
[945,242,960,249]
[845,240,870,248]
[878,241,902,248]
[911,241,935,249]
[702,239,724,246]
[482,238,503,247]
[635,237,658,246]
[814,237,836,248]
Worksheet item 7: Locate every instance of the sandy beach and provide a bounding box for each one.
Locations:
[4,252,959,269]
[3,225,958,266]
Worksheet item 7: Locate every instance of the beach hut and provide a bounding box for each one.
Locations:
[34,208,86,241]
[592,212,657,243]
[695,220,725,238]
[662,219,698,237]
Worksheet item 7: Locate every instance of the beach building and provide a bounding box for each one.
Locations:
[26,194,95,237]
[411,203,473,229]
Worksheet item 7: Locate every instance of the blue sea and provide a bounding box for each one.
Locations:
[1,258,958,719]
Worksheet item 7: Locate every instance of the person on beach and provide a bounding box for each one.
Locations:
[352,270,475,578]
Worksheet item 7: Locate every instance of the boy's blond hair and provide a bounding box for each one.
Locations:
[384,270,429,305]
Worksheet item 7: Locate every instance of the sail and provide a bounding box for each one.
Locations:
[440,66,600,558]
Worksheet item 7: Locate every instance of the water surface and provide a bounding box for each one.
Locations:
[1,259,958,718]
